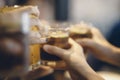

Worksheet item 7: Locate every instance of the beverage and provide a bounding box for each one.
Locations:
[69,25,92,39]
[40,31,70,65]
[69,23,92,55]
[29,44,40,71]
[29,26,41,71]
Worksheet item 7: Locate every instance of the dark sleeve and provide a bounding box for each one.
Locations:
[107,21,120,47]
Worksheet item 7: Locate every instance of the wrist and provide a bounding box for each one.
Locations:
[111,45,120,54]
[68,61,104,80]
[103,43,120,66]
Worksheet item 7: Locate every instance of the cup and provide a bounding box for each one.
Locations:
[69,22,93,55]
[40,23,71,67]
[29,26,41,71]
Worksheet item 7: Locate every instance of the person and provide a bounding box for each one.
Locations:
[43,26,120,80]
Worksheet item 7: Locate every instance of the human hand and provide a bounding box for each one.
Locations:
[0,6,41,29]
[76,27,120,66]
[43,38,86,69]
[76,27,111,56]
[25,66,53,80]
[43,38,104,80]
[4,66,53,80]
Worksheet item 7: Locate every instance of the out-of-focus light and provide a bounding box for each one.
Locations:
[14,5,19,7]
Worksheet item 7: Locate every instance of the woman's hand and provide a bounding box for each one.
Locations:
[76,27,120,67]
[43,38,104,80]
[43,38,86,69]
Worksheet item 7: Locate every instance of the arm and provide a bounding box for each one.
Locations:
[43,38,104,80]
[76,27,120,67]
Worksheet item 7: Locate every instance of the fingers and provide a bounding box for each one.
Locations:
[44,61,67,70]
[90,27,105,39]
[25,6,40,17]
[38,66,54,75]
[0,6,41,29]
[10,6,40,17]
[76,38,96,48]
[43,45,68,60]
[69,38,83,51]
[76,38,91,46]
[30,16,41,28]
[69,38,81,47]
[26,66,53,79]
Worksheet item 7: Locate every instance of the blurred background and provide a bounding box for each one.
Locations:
[0,0,120,75]
[0,0,119,36]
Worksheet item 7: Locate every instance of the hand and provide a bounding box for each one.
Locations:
[4,66,53,80]
[43,38,104,80]
[76,27,111,57]
[76,27,120,66]
[0,6,41,29]
[43,38,86,69]
[25,66,53,80]
[0,39,53,79]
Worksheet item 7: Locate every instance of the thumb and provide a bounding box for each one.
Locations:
[43,45,68,60]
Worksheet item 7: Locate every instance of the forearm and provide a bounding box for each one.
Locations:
[106,45,120,66]
[96,44,120,67]
[68,62,104,80]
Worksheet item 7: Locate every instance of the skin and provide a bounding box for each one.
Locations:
[0,6,41,29]
[76,27,120,67]
[43,38,104,80]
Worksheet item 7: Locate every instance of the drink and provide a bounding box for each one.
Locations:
[69,26,92,39]
[29,26,41,71]
[69,23,92,55]
[29,44,40,71]
[40,31,70,65]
